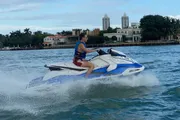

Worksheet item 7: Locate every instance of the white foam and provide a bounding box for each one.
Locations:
[110,72,160,87]
[64,71,160,88]
[0,70,160,114]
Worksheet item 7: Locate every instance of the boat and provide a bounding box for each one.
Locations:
[27,48,145,88]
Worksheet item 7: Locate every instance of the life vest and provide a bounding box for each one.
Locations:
[74,41,86,60]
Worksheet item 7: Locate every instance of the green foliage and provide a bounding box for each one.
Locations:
[140,15,180,41]
[87,36,105,44]
[0,28,53,48]
[104,36,109,42]
[0,34,6,47]
[99,27,118,36]
[57,30,72,35]
[32,31,52,47]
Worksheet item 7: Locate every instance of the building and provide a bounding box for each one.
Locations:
[73,28,100,36]
[121,13,129,29]
[102,14,110,30]
[43,35,68,46]
[89,28,100,36]
[104,28,141,42]
[82,29,90,35]
[92,28,100,36]
[43,36,55,46]
[72,29,83,36]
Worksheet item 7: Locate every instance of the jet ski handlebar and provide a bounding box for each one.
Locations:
[95,48,127,57]
[96,49,107,55]
[91,48,107,55]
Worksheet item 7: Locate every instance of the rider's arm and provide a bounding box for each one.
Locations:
[79,44,96,53]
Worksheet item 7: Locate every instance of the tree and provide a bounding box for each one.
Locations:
[60,30,72,35]
[57,32,61,35]
[98,27,119,36]
[140,15,163,40]
[140,15,180,41]
[0,28,54,48]
[0,34,5,47]
[99,30,105,36]
[23,28,32,46]
[104,36,109,42]
[32,31,52,47]
[87,36,104,44]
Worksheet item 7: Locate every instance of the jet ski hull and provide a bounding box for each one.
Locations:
[27,48,145,88]
[27,63,144,88]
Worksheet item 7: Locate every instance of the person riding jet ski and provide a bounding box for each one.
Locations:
[73,33,98,78]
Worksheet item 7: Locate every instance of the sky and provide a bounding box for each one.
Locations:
[0,0,180,35]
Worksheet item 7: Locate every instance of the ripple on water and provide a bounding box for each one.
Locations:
[161,86,180,101]
[177,59,180,64]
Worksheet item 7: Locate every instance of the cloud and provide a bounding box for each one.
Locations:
[0,3,40,13]
[89,0,131,6]
[0,0,57,13]
[0,12,104,25]
[56,0,131,13]
[0,24,60,34]
[0,0,55,6]
[0,24,58,31]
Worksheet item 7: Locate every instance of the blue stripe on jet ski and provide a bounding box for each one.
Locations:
[78,63,142,77]
[88,63,142,73]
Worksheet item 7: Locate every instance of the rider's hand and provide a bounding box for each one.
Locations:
[91,48,100,52]
[96,48,101,52]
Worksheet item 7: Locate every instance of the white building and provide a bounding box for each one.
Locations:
[121,13,129,29]
[102,14,110,30]
[104,28,141,42]
[43,36,54,46]
[43,35,68,46]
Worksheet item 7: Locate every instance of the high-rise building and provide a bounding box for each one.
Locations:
[121,13,129,29]
[102,14,110,30]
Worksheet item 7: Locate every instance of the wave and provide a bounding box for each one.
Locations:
[162,86,180,98]
[141,59,162,65]
[177,60,180,64]
[0,70,160,115]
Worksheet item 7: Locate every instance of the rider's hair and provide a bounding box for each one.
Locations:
[79,33,85,40]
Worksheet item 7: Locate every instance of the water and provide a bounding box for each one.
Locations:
[0,45,180,120]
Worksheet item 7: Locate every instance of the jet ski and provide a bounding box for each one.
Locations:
[27,48,145,88]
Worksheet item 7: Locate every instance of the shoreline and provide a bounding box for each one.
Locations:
[1,41,180,51]
[34,41,180,50]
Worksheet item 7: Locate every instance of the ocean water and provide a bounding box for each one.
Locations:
[0,45,179,120]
